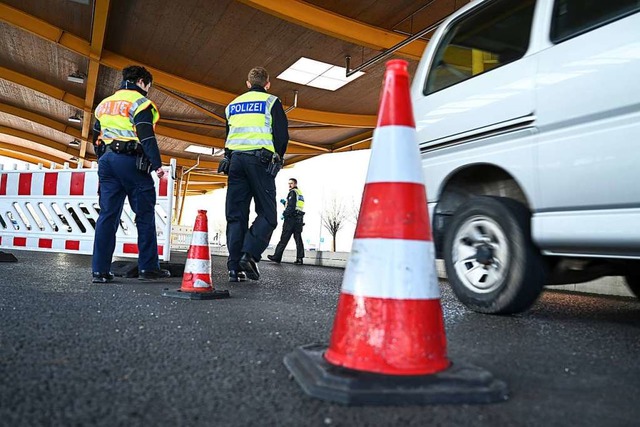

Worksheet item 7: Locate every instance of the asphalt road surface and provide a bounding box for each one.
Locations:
[1,250,639,427]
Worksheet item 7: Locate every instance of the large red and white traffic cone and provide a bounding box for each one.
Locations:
[284,60,507,405]
[163,210,229,300]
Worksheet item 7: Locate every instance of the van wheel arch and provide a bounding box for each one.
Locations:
[432,164,529,255]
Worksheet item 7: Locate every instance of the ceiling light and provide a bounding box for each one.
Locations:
[185,144,213,155]
[69,139,80,147]
[307,76,347,91]
[67,71,86,84]
[277,57,365,91]
[68,113,82,123]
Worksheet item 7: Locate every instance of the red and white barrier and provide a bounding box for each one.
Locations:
[0,159,175,261]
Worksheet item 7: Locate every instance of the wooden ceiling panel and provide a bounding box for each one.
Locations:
[95,67,225,133]
[289,126,368,146]
[0,79,83,128]
[94,65,121,101]
[156,135,219,162]
[0,0,93,40]
[0,112,78,146]
[151,90,224,124]
[0,24,88,99]
[305,0,465,34]
[0,0,461,192]
[103,0,399,115]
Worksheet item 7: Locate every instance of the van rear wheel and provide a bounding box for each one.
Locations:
[442,196,546,314]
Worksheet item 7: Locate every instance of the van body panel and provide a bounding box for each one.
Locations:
[532,12,640,254]
[532,208,640,257]
[420,128,538,208]
[412,0,640,259]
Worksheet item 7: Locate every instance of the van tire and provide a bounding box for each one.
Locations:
[442,196,546,314]
[623,275,640,299]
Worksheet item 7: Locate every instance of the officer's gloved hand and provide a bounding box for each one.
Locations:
[280,199,286,205]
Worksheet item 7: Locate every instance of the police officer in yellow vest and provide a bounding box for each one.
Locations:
[222,66,289,281]
[91,65,170,283]
[268,178,305,264]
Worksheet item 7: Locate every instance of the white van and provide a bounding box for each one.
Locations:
[411,0,640,313]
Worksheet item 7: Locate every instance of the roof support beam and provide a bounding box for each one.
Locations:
[0,102,82,139]
[330,130,374,152]
[0,146,65,168]
[236,0,427,60]
[179,174,228,184]
[171,157,220,171]
[80,0,112,160]
[0,4,376,127]
[0,65,84,108]
[154,85,226,124]
[0,125,80,158]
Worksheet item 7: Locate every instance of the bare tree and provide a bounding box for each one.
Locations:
[347,195,362,225]
[321,195,347,252]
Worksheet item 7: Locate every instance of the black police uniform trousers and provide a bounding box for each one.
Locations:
[225,152,277,271]
[273,215,304,261]
[92,151,159,274]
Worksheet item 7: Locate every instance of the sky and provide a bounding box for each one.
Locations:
[1,149,372,253]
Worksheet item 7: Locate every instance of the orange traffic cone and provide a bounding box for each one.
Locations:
[162,210,230,300]
[284,60,507,405]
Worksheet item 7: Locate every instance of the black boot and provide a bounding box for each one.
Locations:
[239,253,260,280]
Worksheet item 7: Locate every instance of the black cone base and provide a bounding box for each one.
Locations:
[283,343,508,406]
[160,261,184,278]
[0,251,18,262]
[162,289,230,300]
[110,261,138,277]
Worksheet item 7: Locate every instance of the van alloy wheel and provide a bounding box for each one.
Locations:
[443,196,546,314]
[451,216,508,295]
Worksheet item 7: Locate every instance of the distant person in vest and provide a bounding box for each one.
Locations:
[268,178,305,265]
[90,65,170,283]
[222,66,289,282]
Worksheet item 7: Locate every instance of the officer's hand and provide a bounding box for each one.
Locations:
[156,168,165,178]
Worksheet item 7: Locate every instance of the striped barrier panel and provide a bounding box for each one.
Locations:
[170,224,194,251]
[0,159,176,261]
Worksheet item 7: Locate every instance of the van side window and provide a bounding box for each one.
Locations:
[550,0,640,43]
[424,0,535,95]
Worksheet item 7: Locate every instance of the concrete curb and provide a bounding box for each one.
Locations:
[206,246,634,298]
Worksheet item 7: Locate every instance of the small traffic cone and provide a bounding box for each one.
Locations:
[284,60,508,405]
[162,210,230,300]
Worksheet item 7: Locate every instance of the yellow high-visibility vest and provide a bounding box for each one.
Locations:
[293,188,304,212]
[225,91,277,153]
[95,90,160,144]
